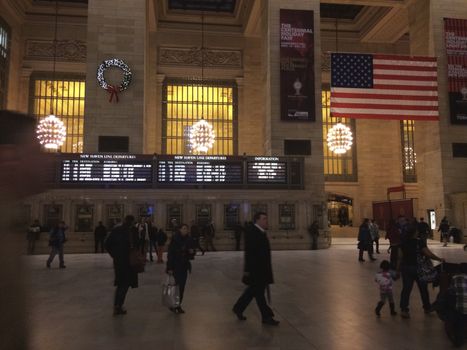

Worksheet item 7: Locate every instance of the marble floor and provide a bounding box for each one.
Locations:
[25,240,466,350]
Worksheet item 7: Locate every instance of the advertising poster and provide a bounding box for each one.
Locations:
[445,18,467,124]
[280,9,315,121]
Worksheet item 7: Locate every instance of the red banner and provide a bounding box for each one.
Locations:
[280,9,315,121]
[444,18,467,124]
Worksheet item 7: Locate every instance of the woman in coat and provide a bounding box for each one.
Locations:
[358,218,376,262]
[166,224,195,314]
[105,215,139,315]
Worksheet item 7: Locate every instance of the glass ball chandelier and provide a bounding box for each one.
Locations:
[36,114,66,150]
[189,119,215,153]
[36,0,66,151]
[326,122,353,154]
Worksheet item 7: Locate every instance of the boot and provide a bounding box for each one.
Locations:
[389,303,397,316]
[375,301,384,317]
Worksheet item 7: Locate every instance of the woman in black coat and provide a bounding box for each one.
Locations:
[166,224,195,314]
[105,215,139,315]
[358,218,376,262]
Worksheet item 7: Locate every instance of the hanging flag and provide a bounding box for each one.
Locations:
[330,53,439,121]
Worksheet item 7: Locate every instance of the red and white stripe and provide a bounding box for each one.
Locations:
[331,54,439,121]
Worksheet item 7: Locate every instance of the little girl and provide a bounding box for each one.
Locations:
[374,260,398,317]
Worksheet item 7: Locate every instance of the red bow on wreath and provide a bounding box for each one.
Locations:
[106,85,119,103]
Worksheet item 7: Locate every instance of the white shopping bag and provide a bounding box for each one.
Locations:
[162,275,180,308]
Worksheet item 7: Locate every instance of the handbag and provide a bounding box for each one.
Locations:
[416,252,438,283]
[162,276,180,308]
[129,230,146,273]
[129,248,146,273]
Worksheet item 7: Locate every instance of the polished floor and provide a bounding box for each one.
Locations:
[25,240,466,350]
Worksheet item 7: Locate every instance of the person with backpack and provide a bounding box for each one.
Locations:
[46,221,68,268]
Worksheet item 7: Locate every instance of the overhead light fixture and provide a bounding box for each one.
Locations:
[36,0,66,151]
[327,122,353,155]
[189,11,215,154]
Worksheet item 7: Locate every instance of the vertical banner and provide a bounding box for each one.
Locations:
[280,9,315,121]
[445,18,467,124]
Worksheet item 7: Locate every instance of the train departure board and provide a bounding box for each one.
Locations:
[56,154,303,189]
[61,154,152,183]
[247,157,287,184]
[157,155,243,184]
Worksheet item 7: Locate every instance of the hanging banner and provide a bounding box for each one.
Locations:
[280,9,315,121]
[444,18,467,124]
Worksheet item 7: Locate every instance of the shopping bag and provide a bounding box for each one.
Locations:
[162,276,180,308]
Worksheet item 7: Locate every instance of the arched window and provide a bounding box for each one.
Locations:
[322,87,357,181]
[162,79,237,155]
[0,17,11,109]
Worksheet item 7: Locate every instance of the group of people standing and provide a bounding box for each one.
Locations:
[357,218,380,262]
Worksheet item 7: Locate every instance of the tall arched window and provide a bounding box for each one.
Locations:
[0,17,11,109]
[30,73,85,153]
[322,87,357,181]
[401,120,417,183]
[162,79,237,155]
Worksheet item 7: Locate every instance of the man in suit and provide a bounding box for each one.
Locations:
[232,212,279,326]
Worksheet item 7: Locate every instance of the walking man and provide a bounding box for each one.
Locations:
[232,212,279,326]
[46,221,68,268]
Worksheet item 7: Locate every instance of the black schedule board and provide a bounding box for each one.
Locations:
[61,154,153,183]
[157,155,243,184]
[247,157,287,184]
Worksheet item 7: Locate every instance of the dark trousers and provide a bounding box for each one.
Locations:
[148,240,157,261]
[27,239,36,255]
[205,236,216,251]
[95,237,105,253]
[114,284,129,307]
[400,265,431,312]
[234,234,241,251]
[374,238,380,253]
[311,236,318,250]
[389,245,400,269]
[174,270,188,304]
[47,244,64,266]
[233,284,274,320]
[358,244,374,260]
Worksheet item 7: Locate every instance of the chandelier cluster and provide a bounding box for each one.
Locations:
[36,114,66,150]
[326,122,353,154]
[189,119,215,153]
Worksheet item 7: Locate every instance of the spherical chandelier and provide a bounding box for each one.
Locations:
[189,119,215,153]
[36,114,66,150]
[327,122,353,154]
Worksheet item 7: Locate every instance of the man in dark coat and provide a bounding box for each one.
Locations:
[105,215,139,315]
[232,212,279,325]
[94,221,107,253]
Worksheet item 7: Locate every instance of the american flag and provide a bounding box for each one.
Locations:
[330,53,439,121]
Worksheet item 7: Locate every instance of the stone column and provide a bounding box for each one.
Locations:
[84,0,146,153]
[261,0,326,207]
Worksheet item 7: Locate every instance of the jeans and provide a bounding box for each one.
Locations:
[174,270,188,303]
[400,265,431,312]
[148,239,157,261]
[47,244,64,266]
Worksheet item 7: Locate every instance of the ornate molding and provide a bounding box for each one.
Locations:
[25,40,86,62]
[158,47,242,69]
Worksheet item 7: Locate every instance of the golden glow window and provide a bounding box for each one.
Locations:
[401,120,417,183]
[30,75,85,153]
[322,89,357,181]
[162,80,237,155]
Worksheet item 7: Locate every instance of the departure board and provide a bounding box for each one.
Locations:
[61,154,153,183]
[247,157,287,184]
[157,155,243,184]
